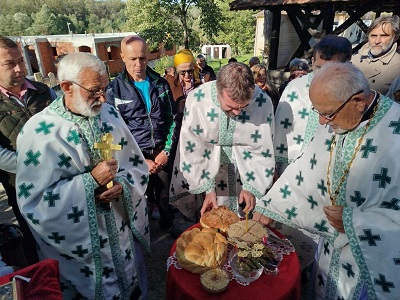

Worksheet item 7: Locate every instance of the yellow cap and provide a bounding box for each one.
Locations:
[174,49,195,67]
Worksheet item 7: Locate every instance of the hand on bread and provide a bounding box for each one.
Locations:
[200,191,218,215]
[238,190,255,213]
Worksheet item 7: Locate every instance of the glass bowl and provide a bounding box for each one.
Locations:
[228,250,263,283]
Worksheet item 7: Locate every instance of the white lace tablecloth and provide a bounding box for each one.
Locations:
[167,235,295,286]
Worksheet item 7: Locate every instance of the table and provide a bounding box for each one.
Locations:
[166,224,301,300]
[0,258,62,299]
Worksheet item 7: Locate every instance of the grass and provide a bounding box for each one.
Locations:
[206,54,257,73]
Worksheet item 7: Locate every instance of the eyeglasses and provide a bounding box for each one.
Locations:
[311,90,363,121]
[177,69,194,76]
[70,81,106,98]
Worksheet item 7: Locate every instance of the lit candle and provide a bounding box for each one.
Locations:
[245,209,249,233]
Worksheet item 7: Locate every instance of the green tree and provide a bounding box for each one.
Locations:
[215,0,255,56]
[30,5,72,35]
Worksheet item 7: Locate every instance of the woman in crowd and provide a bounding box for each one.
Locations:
[251,63,280,112]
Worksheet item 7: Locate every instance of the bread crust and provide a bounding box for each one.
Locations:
[200,206,240,232]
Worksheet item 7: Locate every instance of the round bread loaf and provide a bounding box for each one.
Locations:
[227,220,268,244]
[176,227,228,274]
[200,206,240,233]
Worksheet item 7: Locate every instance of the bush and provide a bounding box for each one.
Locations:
[153,55,174,75]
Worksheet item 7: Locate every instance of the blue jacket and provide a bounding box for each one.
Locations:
[106,67,177,152]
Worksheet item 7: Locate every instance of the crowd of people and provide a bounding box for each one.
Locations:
[1,13,400,300]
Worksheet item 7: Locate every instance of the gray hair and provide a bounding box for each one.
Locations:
[311,62,372,102]
[57,52,107,83]
[289,58,309,72]
[216,62,254,104]
[368,15,400,41]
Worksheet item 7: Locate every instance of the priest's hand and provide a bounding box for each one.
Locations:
[253,211,274,226]
[200,191,218,215]
[91,159,118,186]
[95,182,123,203]
[323,205,345,233]
[238,190,255,212]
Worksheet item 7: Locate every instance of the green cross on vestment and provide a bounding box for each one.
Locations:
[207,108,218,121]
[342,263,355,278]
[72,245,89,257]
[280,118,292,129]
[298,108,309,119]
[130,155,144,167]
[99,235,108,248]
[102,122,113,133]
[103,267,114,278]
[67,206,84,223]
[183,107,189,120]
[374,274,395,292]
[314,219,329,232]
[276,144,288,154]
[126,173,135,184]
[360,138,377,158]
[108,107,119,118]
[287,91,298,102]
[350,191,366,207]
[140,174,148,186]
[80,266,93,277]
[202,149,211,160]
[293,135,304,145]
[18,183,34,198]
[43,191,60,207]
[261,149,272,158]
[280,185,292,199]
[243,150,253,160]
[182,162,192,173]
[35,121,55,135]
[200,169,210,180]
[120,220,127,232]
[265,167,274,178]
[57,154,72,168]
[295,171,304,186]
[119,137,128,149]
[358,229,381,246]
[389,118,400,134]
[263,198,272,206]
[238,111,250,124]
[380,198,400,210]
[48,232,65,244]
[67,129,81,145]
[209,139,217,145]
[325,136,335,151]
[285,206,298,220]
[194,89,205,102]
[125,249,132,260]
[251,130,262,143]
[307,195,318,209]
[24,150,41,166]
[266,114,273,125]
[255,93,267,107]
[185,141,196,153]
[217,180,227,190]
[310,154,317,169]
[192,124,204,135]
[317,179,327,196]
[373,167,391,188]
[27,213,40,225]
[245,171,255,181]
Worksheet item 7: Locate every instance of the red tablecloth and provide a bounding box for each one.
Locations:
[166,225,301,300]
[0,258,62,300]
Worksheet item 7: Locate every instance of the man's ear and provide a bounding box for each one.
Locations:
[60,81,73,94]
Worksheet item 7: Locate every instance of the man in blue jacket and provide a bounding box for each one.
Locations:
[106,35,179,237]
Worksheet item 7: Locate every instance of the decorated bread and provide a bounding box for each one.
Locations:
[176,227,228,274]
[227,220,268,244]
[200,206,240,233]
[200,268,229,293]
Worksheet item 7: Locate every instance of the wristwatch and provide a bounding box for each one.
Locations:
[162,150,170,157]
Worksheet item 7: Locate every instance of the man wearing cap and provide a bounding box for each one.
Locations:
[196,54,216,82]
[106,35,179,237]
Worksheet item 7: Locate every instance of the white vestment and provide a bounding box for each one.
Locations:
[169,82,275,220]
[16,97,150,300]
[256,95,400,299]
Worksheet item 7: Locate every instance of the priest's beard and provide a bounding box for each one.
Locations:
[74,94,103,118]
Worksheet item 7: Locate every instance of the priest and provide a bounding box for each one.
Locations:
[16,52,150,300]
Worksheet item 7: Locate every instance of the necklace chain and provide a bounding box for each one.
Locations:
[326,97,379,205]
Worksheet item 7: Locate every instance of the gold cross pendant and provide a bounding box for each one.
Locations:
[94,133,122,188]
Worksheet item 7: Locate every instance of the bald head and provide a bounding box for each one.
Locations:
[121,35,148,81]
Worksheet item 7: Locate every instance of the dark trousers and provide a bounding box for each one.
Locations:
[2,180,39,267]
